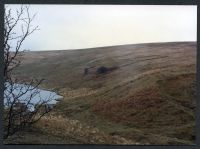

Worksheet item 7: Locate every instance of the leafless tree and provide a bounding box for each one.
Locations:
[4,5,53,139]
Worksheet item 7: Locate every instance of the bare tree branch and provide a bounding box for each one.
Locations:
[4,5,53,139]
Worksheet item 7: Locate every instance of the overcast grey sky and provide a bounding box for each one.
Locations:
[6,5,197,51]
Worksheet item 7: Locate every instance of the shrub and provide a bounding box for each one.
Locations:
[84,68,89,75]
[97,66,108,74]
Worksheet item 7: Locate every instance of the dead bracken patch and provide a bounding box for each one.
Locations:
[92,87,164,125]
[158,73,196,108]
[92,75,195,129]
[162,73,195,91]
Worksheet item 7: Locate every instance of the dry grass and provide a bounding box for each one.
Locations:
[92,86,164,124]
[9,42,196,145]
[33,114,139,144]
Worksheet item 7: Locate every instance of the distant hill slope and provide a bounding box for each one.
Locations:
[12,42,196,145]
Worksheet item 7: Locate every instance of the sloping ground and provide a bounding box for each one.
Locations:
[92,73,196,144]
[10,42,196,144]
[93,73,196,127]
[5,115,138,144]
[13,42,196,90]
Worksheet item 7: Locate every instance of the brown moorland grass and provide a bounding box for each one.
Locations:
[8,42,196,145]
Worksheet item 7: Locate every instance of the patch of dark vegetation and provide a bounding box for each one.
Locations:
[96,66,118,74]
[84,68,89,75]
[83,66,118,76]
[97,66,108,74]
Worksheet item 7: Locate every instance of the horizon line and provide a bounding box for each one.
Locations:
[22,41,197,52]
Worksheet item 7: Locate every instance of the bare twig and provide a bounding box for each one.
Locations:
[4,5,52,139]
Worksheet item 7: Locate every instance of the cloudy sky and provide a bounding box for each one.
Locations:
[6,5,197,51]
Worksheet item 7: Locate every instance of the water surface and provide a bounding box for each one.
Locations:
[4,82,63,111]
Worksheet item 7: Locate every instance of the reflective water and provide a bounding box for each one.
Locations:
[4,82,63,111]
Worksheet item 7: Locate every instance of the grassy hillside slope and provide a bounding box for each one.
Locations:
[8,42,196,144]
